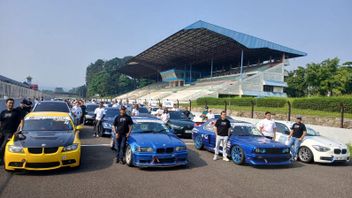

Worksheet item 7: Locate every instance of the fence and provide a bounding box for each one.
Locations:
[0,81,44,99]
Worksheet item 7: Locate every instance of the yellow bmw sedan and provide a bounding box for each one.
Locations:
[4,112,82,171]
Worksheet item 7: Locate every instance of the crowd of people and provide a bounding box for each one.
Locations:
[0,97,307,166]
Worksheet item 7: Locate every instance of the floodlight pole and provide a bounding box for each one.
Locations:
[239,50,244,97]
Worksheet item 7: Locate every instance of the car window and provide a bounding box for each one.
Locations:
[204,120,215,132]
[33,102,70,113]
[23,118,73,131]
[276,122,290,135]
[169,111,188,120]
[86,105,98,112]
[132,122,170,133]
[232,125,262,136]
[104,108,119,117]
[139,108,149,113]
[307,127,319,136]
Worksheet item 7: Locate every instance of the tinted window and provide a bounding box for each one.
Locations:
[139,107,149,113]
[307,127,319,136]
[276,123,290,134]
[169,111,188,120]
[86,104,98,112]
[33,102,69,113]
[232,125,262,136]
[132,122,170,133]
[104,108,119,117]
[23,118,73,131]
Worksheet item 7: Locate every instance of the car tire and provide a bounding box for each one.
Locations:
[298,146,314,163]
[194,135,203,150]
[125,145,134,167]
[231,145,245,165]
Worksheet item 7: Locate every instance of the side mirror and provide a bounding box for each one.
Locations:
[15,132,26,141]
[76,125,83,131]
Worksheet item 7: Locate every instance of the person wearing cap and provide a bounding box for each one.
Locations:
[288,116,307,161]
[16,99,30,126]
[112,106,133,164]
[258,112,277,140]
[93,102,105,137]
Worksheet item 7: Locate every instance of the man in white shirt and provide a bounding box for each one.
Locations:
[156,104,164,118]
[258,112,277,140]
[71,102,82,126]
[206,109,215,120]
[93,102,105,137]
[160,109,170,123]
[131,104,140,116]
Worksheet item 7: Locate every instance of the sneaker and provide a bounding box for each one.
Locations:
[120,160,125,165]
[213,155,218,161]
[96,134,100,138]
[223,158,230,162]
[93,134,97,137]
[294,156,298,161]
[116,159,120,164]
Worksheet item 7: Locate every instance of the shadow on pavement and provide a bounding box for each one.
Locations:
[253,161,305,170]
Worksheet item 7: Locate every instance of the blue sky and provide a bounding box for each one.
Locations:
[0,0,351,89]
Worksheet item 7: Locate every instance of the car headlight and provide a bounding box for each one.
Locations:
[136,147,153,152]
[175,146,187,151]
[169,123,182,129]
[8,145,24,153]
[312,145,330,152]
[102,122,112,128]
[254,148,266,154]
[63,143,79,152]
[282,148,290,154]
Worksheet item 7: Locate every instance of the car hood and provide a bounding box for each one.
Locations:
[304,136,347,148]
[102,117,114,122]
[130,133,185,148]
[169,119,194,127]
[232,136,288,148]
[14,131,75,148]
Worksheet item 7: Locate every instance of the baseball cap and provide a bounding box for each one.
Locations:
[296,115,302,119]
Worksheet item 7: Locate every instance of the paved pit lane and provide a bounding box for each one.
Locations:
[0,126,351,198]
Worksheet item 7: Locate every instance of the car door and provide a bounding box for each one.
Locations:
[202,120,216,148]
[275,122,290,144]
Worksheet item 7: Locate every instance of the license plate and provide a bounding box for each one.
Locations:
[185,130,193,133]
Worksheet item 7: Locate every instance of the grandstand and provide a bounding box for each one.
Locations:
[116,20,306,103]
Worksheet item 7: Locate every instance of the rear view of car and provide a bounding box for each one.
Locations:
[32,101,70,113]
[84,103,99,125]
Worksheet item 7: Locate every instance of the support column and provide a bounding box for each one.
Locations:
[239,50,244,97]
[189,64,192,82]
[210,57,214,79]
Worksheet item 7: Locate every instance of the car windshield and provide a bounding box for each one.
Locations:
[232,125,263,136]
[139,107,149,113]
[33,102,69,113]
[104,109,119,117]
[86,104,98,112]
[307,127,319,136]
[132,122,170,133]
[23,118,73,131]
[169,111,188,120]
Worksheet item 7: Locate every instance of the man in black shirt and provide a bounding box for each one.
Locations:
[16,99,29,121]
[0,98,22,163]
[214,111,231,161]
[112,106,133,164]
[288,115,307,160]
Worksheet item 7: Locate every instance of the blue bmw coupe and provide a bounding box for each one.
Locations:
[125,117,188,168]
[192,119,292,166]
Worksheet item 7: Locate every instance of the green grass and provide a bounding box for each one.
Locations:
[181,101,352,119]
[348,145,352,157]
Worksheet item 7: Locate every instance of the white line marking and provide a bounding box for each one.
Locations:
[82,144,111,147]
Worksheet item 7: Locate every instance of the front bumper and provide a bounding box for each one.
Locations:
[313,152,350,163]
[4,146,81,171]
[245,153,292,166]
[133,151,188,167]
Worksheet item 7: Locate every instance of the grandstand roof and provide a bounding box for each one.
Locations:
[119,20,306,78]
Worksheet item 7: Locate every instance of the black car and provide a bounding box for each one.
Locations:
[167,111,194,137]
[84,103,99,125]
[101,107,119,136]
[32,101,70,113]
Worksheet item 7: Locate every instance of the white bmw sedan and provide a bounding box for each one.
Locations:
[272,121,350,164]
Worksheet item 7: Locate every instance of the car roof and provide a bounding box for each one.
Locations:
[26,111,71,118]
[132,116,162,123]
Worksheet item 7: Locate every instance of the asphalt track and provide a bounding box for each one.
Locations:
[0,126,351,198]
